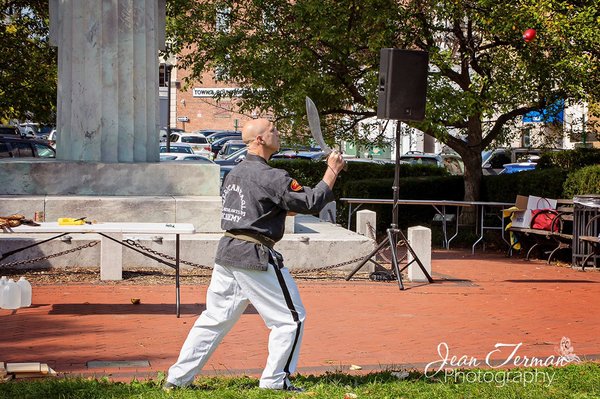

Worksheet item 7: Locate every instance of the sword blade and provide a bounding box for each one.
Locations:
[305,96,332,154]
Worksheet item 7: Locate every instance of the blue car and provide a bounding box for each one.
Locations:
[500,162,537,174]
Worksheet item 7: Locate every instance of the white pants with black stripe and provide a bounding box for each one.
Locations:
[166,259,305,389]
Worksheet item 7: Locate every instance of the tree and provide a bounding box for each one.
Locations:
[0,0,57,124]
[166,0,599,201]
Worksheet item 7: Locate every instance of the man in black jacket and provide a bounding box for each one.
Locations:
[165,118,345,391]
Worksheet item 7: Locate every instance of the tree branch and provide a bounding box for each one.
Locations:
[482,105,542,148]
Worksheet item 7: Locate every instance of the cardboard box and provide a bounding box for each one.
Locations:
[510,195,557,228]
[510,195,530,228]
[527,195,557,211]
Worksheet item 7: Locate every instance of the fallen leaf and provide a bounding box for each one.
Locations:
[131,298,141,304]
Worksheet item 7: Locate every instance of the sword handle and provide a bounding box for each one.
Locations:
[326,151,348,172]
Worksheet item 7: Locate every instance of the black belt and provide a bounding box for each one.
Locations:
[224,230,275,249]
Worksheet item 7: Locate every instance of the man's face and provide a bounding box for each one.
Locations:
[262,123,280,153]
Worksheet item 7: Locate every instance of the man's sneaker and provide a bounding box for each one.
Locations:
[261,384,305,392]
[284,384,305,392]
[162,381,179,391]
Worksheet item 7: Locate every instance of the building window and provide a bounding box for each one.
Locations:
[159,64,170,88]
[214,54,231,81]
[262,7,277,33]
[216,6,231,33]
[521,128,531,148]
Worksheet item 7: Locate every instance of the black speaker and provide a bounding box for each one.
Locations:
[377,48,429,121]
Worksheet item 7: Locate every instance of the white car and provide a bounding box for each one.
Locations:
[159,142,194,154]
[47,129,58,148]
[18,122,39,138]
[160,154,214,163]
[169,132,213,159]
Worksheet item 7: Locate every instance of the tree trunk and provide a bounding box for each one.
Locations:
[460,148,483,224]
[463,149,483,202]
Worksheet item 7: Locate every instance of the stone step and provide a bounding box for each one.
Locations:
[1,194,224,233]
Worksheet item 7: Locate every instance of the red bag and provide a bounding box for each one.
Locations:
[531,209,559,232]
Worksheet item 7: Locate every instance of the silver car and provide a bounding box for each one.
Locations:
[159,142,194,154]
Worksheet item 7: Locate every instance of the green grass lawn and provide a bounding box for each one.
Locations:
[1,363,599,399]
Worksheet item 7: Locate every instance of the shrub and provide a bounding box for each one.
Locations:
[339,175,464,231]
[563,165,600,197]
[537,147,600,170]
[481,168,568,203]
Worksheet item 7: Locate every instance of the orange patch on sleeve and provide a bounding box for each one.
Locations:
[290,179,303,192]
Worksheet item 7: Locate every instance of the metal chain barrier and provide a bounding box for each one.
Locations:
[0,241,99,268]
[292,223,379,274]
[124,238,366,274]
[291,255,367,274]
[123,239,213,270]
[0,235,385,276]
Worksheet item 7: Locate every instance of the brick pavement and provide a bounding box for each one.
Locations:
[2,250,599,381]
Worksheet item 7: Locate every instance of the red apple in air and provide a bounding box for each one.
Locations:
[523,28,536,43]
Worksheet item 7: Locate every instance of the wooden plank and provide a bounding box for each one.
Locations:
[508,227,554,237]
[580,236,600,244]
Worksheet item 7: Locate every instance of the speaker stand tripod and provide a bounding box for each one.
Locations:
[345,122,434,290]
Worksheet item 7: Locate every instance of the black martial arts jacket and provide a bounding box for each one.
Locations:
[214,153,334,270]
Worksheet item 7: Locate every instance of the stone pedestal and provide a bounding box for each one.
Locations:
[0,160,219,196]
[49,0,166,162]
[407,226,432,282]
[356,210,376,239]
[100,233,123,280]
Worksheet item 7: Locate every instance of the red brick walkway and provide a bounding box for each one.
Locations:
[2,250,599,381]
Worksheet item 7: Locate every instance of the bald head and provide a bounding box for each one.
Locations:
[242,118,272,143]
[243,118,280,159]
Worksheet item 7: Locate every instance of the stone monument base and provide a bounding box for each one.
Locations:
[0,160,219,196]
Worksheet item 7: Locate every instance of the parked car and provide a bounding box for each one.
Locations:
[344,157,394,165]
[0,125,20,137]
[159,127,186,141]
[270,150,327,161]
[399,151,464,175]
[47,129,58,148]
[215,147,248,184]
[168,133,213,158]
[216,140,247,159]
[199,130,242,143]
[160,154,215,163]
[17,122,39,138]
[482,148,544,175]
[0,136,56,158]
[209,135,243,158]
[37,125,54,139]
[499,162,538,174]
[159,142,194,154]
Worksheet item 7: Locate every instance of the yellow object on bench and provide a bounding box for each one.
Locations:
[57,218,85,226]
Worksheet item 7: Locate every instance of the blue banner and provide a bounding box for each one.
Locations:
[523,99,564,124]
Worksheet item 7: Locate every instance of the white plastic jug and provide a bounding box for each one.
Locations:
[17,277,32,307]
[2,279,21,310]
